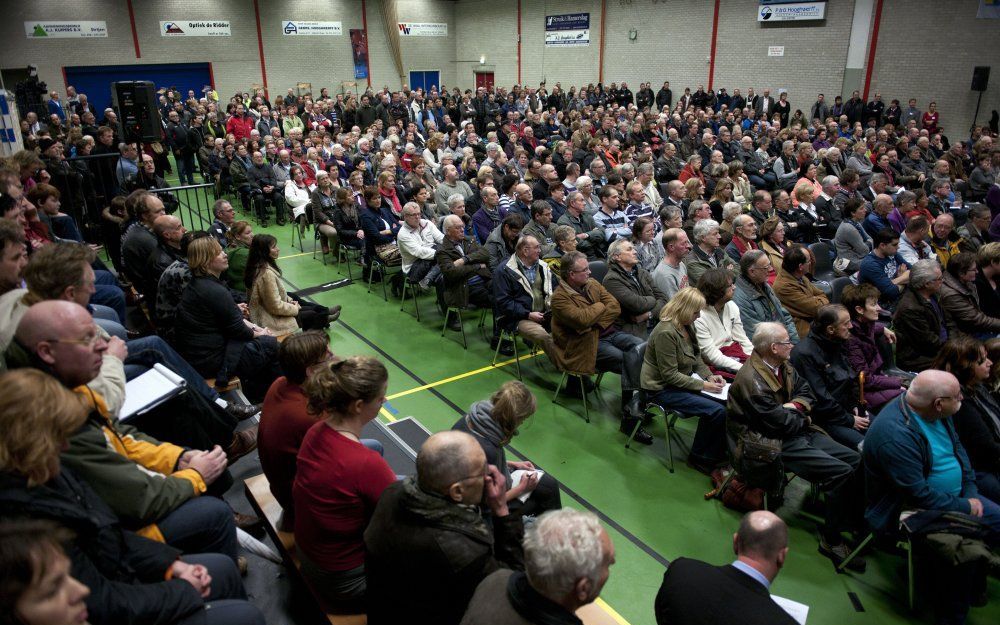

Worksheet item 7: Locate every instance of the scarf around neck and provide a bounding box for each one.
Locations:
[507,571,583,625]
[399,476,492,543]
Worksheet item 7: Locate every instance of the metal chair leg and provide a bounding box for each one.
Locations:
[624,417,642,449]
[581,375,590,423]
[553,372,568,402]
[906,537,914,610]
[835,532,875,573]
[665,413,676,473]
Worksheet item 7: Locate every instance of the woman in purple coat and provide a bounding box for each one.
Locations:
[841,283,907,410]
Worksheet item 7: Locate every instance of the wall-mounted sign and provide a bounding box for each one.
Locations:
[758,2,826,22]
[397,22,447,36]
[24,21,107,38]
[282,21,343,36]
[545,12,590,47]
[160,21,231,37]
[768,46,785,56]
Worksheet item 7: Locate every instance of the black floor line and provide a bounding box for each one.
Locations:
[282,274,671,570]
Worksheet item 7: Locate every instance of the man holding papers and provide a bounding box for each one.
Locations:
[727,322,865,571]
[655,511,800,625]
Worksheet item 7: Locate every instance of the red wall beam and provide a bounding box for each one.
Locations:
[708,0,720,91]
[862,0,884,101]
[252,0,269,98]
[598,0,606,84]
[126,0,141,58]
[517,0,522,85]
[361,0,372,87]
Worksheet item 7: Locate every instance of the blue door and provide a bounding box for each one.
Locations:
[64,63,212,119]
[408,70,440,94]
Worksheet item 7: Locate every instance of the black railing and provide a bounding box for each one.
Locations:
[150,183,214,231]
[58,152,120,243]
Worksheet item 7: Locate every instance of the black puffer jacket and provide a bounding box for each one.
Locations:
[789,330,858,430]
[0,466,203,625]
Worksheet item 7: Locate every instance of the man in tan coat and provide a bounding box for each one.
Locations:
[551,252,645,435]
[773,246,829,339]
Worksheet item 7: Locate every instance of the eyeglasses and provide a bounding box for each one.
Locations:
[457,464,489,483]
[774,340,794,346]
[935,393,963,402]
[46,330,106,348]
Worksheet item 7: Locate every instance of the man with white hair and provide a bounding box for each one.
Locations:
[397,201,444,292]
[728,322,863,569]
[461,509,614,625]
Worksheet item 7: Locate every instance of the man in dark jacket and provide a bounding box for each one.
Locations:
[493,235,557,360]
[436,215,493,324]
[246,150,284,226]
[654,511,798,625]
[365,431,524,625]
[165,110,195,185]
[602,238,667,339]
[790,305,868,450]
[655,81,673,111]
[892,259,955,371]
[728,321,863,570]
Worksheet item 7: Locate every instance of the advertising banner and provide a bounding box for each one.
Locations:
[282,21,343,36]
[545,13,589,47]
[24,21,107,38]
[757,2,826,21]
[350,29,369,80]
[397,22,447,36]
[160,21,231,37]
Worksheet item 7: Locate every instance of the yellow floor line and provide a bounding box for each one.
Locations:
[594,597,632,625]
[277,251,313,260]
[378,407,396,422]
[386,354,538,401]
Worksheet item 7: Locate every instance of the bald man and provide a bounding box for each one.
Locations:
[149,215,187,291]
[655,511,797,625]
[865,369,1000,533]
[865,369,1000,625]
[7,301,239,561]
[365,431,524,625]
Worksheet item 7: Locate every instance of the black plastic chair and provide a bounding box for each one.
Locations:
[808,241,837,283]
[830,276,854,304]
[621,343,690,472]
[588,260,609,283]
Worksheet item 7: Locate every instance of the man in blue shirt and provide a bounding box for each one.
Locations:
[593,186,631,244]
[858,228,910,310]
[864,370,1000,624]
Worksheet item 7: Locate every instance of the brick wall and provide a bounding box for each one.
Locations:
[6,0,996,139]
[867,0,1000,138]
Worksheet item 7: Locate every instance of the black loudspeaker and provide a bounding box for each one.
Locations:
[111,81,161,142]
[972,66,990,92]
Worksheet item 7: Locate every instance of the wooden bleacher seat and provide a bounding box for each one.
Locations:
[203,377,242,393]
[244,473,366,625]
[245,473,625,625]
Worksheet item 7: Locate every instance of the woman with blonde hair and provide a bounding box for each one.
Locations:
[759,216,788,284]
[640,286,729,474]
[174,236,281,401]
[0,369,265,625]
[452,380,562,516]
[293,356,395,612]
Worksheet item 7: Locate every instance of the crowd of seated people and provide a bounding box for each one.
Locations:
[4,75,1000,625]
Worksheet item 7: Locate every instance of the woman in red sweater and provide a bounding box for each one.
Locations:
[293,355,395,613]
[256,331,331,528]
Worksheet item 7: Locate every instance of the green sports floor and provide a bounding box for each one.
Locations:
[160,180,998,625]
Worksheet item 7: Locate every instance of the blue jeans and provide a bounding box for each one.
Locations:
[176,553,265,625]
[157,496,238,562]
[646,387,727,466]
[92,269,126,323]
[124,335,221,403]
[51,214,84,242]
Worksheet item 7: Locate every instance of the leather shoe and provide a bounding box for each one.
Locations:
[327,305,342,323]
[620,418,654,445]
[490,337,514,357]
[226,425,258,464]
[225,402,261,421]
[233,512,262,532]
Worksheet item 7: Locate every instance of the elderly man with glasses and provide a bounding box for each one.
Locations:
[728,321,863,570]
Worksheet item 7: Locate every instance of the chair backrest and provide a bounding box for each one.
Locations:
[589,260,609,283]
[622,342,647,393]
[830,276,853,304]
[808,241,833,273]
